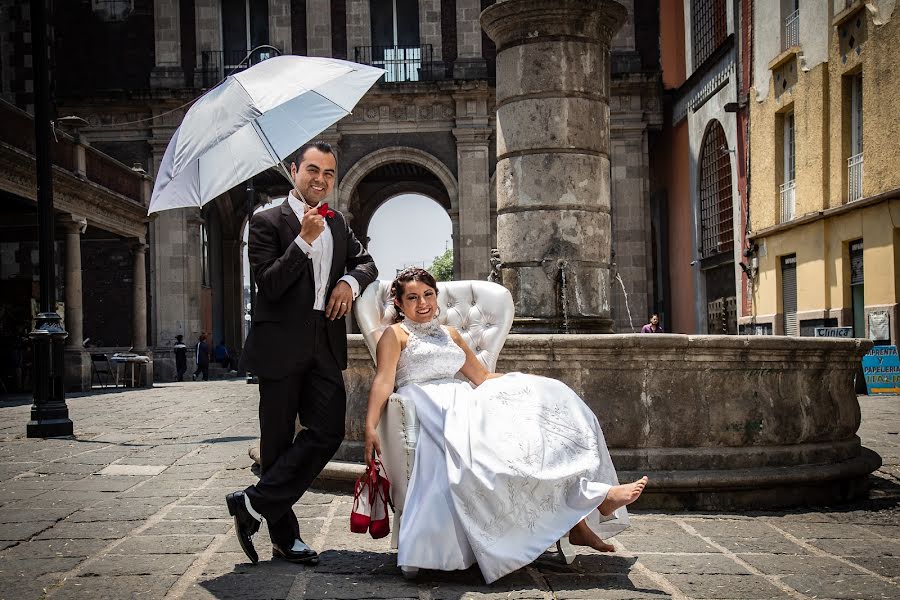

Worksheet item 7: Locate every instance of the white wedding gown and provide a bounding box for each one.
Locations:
[394,318,629,583]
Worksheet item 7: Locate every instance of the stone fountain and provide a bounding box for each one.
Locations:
[336,0,881,509]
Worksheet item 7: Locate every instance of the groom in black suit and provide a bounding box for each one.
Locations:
[228,141,377,565]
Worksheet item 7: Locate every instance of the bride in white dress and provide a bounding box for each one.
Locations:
[364,268,648,583]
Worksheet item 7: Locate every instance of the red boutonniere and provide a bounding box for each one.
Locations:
[318,203,335,218]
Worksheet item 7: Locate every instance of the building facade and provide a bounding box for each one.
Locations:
[744,0,899,345]
[655,0,748,334]
[1,0,663,383]
[0,99,152,393]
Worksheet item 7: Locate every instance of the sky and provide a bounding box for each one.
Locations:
[367,194,452,278]
[242,193,451,285]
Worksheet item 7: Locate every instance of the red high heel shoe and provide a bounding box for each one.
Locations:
[368,459,393,539]
[350,464,376,534]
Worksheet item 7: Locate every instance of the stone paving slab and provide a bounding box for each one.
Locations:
[0,383,897,600]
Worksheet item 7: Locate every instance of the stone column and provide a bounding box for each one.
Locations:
[151,0,183,88]
[306,0,332,57]
[59,215,86,347]
[269,0,292,54]
[455,0,487,78]
[195,0,222,82]
[453,126,492,280]
[482,0,626,333]
[132,241,148,350]
[420,0,442,65]
[346,0,371,61]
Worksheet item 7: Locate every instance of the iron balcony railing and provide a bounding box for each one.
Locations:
[779,179,796,223]
[848,152,864,202]
[354,44,435,83]
[200,48,279,87]
[783,9,800,50]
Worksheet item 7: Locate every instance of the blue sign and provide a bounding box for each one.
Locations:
[862,345,900,395]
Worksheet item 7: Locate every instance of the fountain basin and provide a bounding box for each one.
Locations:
[339,333,880,510]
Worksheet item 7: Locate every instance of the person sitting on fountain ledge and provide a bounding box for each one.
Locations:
[641,313,664,333]
[364,267,648,583]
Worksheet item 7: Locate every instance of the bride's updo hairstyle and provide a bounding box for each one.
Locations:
[390,267,439,323]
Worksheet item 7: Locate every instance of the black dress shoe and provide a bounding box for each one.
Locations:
[272,540,319,565]
[226,491,261,564]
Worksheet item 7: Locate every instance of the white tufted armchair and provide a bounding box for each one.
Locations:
[354,280,514,550]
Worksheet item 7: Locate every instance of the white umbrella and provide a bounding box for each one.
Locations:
[148,56,383,214]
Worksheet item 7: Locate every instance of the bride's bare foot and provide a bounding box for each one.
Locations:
[568,519,615,552]
[598,476,648,516]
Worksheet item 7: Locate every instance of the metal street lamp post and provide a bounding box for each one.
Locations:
[27,0,73,438]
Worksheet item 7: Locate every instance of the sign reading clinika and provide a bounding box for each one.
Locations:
[814,327,854,338]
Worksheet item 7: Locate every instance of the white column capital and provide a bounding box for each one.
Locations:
[57,213,87,234]
[452,127,492,146]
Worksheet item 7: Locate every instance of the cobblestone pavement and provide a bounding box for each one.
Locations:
[0,381,897,600]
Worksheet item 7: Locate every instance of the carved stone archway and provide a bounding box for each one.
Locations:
[339,147,462,277]
[338,146,459,215]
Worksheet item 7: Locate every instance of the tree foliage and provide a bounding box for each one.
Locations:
[427,248,454,282]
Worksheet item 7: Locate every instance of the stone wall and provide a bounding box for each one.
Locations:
[339,333,879,509]
[337,132,459,181]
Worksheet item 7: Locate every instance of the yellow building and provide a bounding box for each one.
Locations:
[745,0,900,344]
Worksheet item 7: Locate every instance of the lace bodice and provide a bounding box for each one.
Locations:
[395,318,466,388]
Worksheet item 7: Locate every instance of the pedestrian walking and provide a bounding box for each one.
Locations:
[174,335,187,381]
[193,334,210,381]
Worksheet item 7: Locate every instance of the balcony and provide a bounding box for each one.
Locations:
[848,152,864,202]
[783,9,800,51]
[200,47,279,88]
[779,180,796,223]
[354,45,436,83]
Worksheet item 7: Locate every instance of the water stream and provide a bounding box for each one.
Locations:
[558,261,570,334]
[614,272,636,333]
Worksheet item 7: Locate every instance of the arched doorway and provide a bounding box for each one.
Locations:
[339,147,460,278]
[368,194,453,278]
[697,119,737,334]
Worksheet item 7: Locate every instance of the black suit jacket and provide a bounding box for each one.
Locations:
[240,200,377,379]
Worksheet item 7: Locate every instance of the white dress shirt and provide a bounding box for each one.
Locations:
[287,193,360,310]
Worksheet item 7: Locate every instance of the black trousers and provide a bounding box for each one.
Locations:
[244,315,346,548]
[193,362,209,381]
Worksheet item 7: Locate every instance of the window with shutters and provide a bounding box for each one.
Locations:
[366,0,423,82]
[780,112,796,222]
[781,254,798,336]
[848,72,864,202]
[850,239,865,336]
[691,0,728,70]
[221,0,270,70]
[698,120,734,258]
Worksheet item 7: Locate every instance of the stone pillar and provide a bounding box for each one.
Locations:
[132,241,148,350]
[453,89,492,278]
[450,211,461,280]
[420,0,442,64]
[195,0,222,80]
[455,0,487,78]
[346,0,371,61]
[269,0,292,54]
[59,215,85,347]
[482,0,625,333]
[221,239,243,351]
[151,0,183,88]
[306,0,332,57]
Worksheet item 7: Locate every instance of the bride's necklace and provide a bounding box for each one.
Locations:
[403,317,442,336]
